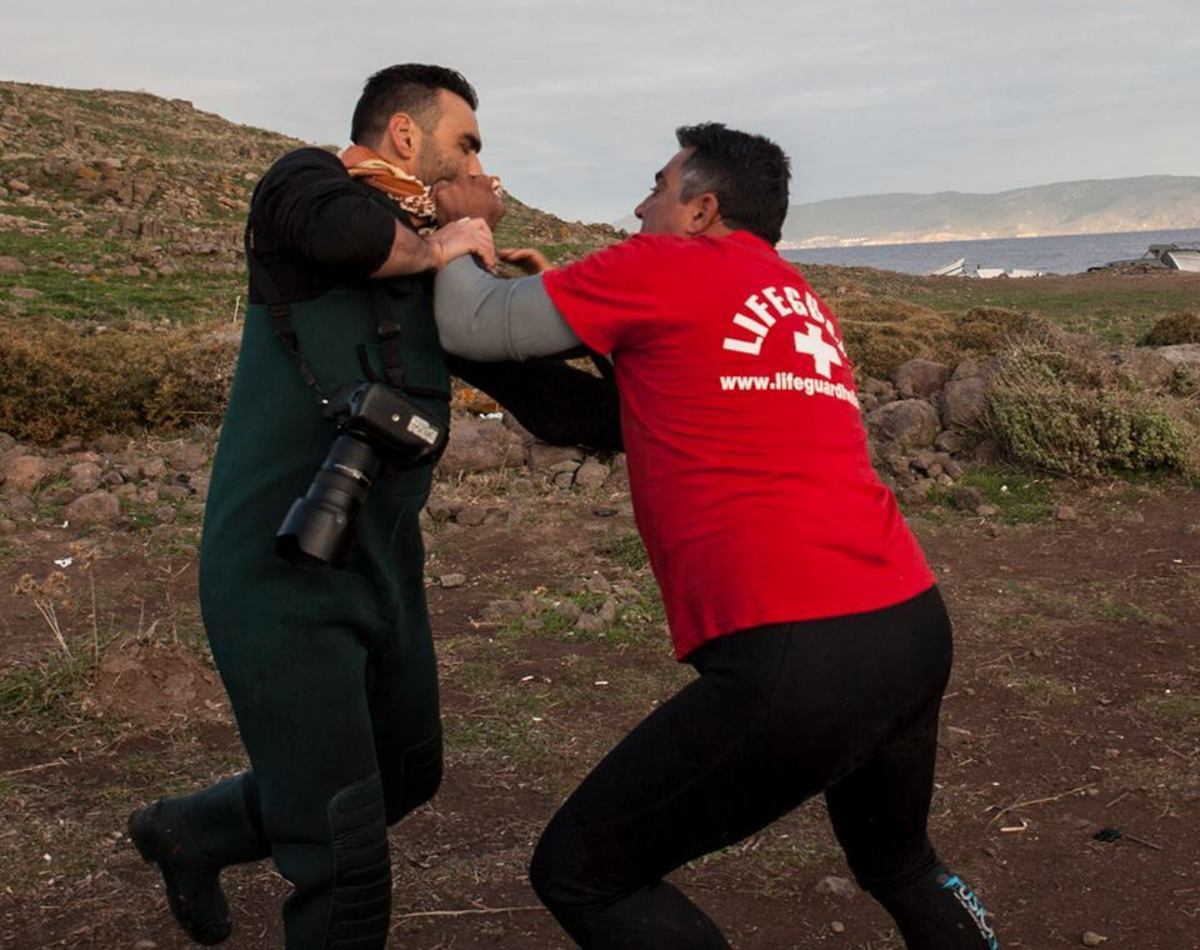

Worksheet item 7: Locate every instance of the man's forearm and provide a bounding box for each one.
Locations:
[370,218,497,278]
[433,257,582,360]
[369,221,439,277]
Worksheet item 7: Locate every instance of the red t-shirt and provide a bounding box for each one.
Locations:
[543,231,934,659]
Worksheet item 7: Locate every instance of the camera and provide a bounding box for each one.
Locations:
[276,382,448,568]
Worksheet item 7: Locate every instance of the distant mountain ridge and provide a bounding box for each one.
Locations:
[616,175,1200,247]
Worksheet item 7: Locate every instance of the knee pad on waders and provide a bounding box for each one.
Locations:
[383,730,443,826]
[325,772,392,948]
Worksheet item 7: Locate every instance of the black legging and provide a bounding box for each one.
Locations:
[529,586,999,949]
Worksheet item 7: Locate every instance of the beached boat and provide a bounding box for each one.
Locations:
[976,267,1006,279]
[1092,243,1200,272]
[1162,248,1200,272]
[1006,268,1043,278]
[926,257,966,277]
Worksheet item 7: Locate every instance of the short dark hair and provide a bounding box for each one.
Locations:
[675,123,791,244]
[351,64,478,145]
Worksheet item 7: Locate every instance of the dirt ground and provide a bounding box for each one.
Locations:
[0,464,1197,949]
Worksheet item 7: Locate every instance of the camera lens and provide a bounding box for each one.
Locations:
[276,434,381,568]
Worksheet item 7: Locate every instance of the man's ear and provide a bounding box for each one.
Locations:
[384,113,421,162]
[686,193,721,235]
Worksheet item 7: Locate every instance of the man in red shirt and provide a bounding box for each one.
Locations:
[433,124,998,949]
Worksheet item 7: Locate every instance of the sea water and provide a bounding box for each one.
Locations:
[780,227,1200,276]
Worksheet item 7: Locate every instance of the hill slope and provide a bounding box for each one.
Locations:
[780,176,1200,247]
[0,80,621,328]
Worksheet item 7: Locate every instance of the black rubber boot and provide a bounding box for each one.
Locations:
[129,799,233,946]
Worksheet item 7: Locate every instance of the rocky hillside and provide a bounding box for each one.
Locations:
[0,80,621,327]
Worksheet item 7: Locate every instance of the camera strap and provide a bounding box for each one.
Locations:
[244,219,330,406]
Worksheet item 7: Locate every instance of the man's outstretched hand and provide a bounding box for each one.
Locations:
[433,175,505,230]
[498,247,553,274]
[429,217,496,270]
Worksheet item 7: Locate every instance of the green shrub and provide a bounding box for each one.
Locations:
[984,341,1196,476]
[1141,311,1200,347]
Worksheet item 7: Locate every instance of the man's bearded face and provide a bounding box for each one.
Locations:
[415,90,483,187]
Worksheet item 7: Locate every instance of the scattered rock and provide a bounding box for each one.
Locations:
[67,461,103,494]
[1081,932,1107,947]
[951,486,985,511]
[585,573,612,594]
[574,459,611,490]
[576,613,606,633]
[935,430,968,454]
[139,457,168,479]
[814,875,858,900]
[438,573,467,589]
[1055,504,1078,522]
[893,359,951,399]
[864,400,940,451]
[554,600,583,621]
[63,490,121,526]
[1,455,56,494]
[2,495,35,519]
[165,441,208,472]
[11,286,42,299]
[0,256,25,275]
[425,497,458,522]
[830,921,846,934]
[187,473,211,501]
[598,598,618,624]
[553,470,577,489]
[438,414,524,474]
[976,504,1001,517]
[529,443,585,470]
[456,506,488,527]
[942,376,989,430]
[484,599,524,620]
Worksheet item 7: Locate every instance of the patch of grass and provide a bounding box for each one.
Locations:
[598,531,648,570]
[1137,693,1200,734]
[1092,598,1174,628]
[0,651,94,719]
[928,466,1055,524]
[503,579,666,647]
[1004,672,1079,707]
[0,229,241,327]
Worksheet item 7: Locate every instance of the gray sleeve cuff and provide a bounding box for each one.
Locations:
[433,257,582,362]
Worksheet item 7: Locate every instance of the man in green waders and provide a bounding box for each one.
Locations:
[128,64,621,948]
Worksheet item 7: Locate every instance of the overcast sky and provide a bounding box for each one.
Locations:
[4,0,1198,222]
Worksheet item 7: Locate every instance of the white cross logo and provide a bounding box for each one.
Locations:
[793,322,842,378]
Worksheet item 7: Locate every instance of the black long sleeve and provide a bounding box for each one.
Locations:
[447,356,623,452]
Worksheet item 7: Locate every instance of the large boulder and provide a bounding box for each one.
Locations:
[437,414,525,474]
[864,400,940,451]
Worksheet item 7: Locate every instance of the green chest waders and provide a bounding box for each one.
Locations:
[196,276,450,949]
